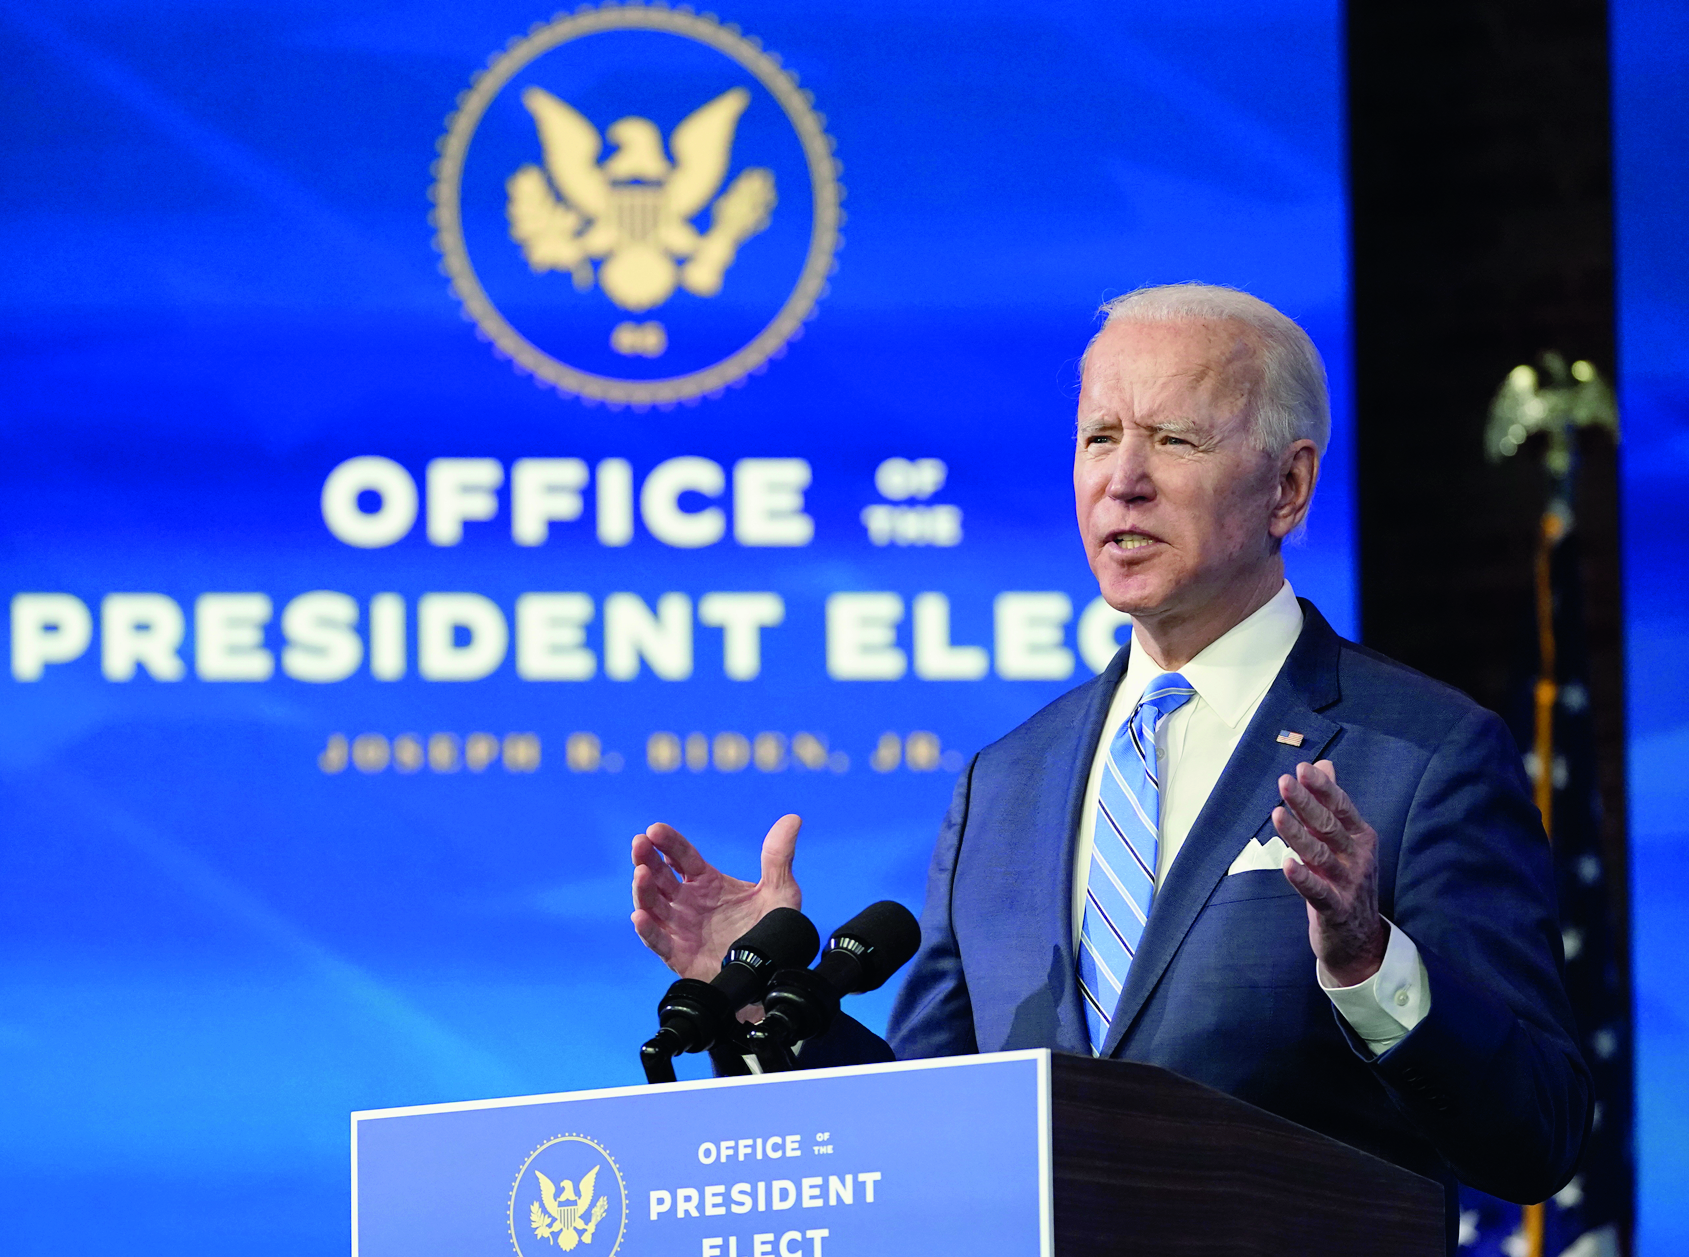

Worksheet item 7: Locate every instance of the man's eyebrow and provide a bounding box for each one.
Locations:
[1141,416,1209,441]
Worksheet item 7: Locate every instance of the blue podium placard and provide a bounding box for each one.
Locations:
[353,1050,1051,1257]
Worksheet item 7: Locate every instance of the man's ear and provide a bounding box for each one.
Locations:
[1270,440,1319,540]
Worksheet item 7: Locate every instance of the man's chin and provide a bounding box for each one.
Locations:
[1094,577,1172,620]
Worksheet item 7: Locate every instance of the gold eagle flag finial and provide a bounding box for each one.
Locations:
[506,86,777,313]
[530,1165,609,1250]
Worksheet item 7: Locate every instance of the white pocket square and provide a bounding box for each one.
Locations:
[1227,835,1303,875]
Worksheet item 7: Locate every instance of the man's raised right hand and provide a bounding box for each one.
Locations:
[630,815,803,981]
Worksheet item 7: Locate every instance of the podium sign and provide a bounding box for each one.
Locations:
[354,1051,1050,1257]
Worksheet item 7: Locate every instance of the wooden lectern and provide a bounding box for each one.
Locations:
[1049,1053,1444,1255]
[353,1049,1445,1257]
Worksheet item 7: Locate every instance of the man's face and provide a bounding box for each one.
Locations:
[1074,318,1294,623]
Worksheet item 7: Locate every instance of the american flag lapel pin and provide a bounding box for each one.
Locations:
[1275,730,1305,747]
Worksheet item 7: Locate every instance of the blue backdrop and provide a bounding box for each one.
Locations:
[0,2,1349,1252]
[1613,1,1689,1251]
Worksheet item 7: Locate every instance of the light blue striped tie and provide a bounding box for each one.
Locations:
[1077,671,1196,1054]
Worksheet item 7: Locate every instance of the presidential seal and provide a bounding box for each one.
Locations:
[432,4,842,406]
[509,1134,628,1257]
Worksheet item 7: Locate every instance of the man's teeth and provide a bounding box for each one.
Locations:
[1115,535,1154,550]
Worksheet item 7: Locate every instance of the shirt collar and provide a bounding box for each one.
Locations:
[1120,581,1304,729]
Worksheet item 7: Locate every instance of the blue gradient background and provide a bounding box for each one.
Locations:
[1613,1,1689,1251]
[0,2,1352,1253]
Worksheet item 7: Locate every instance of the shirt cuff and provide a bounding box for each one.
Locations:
[1317,918,1431,1055]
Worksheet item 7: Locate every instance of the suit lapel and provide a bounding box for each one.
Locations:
[1099,602,1346,1057]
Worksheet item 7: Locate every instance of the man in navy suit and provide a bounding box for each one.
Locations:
[631,284,1588,1240]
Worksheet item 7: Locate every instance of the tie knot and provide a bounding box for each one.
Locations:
[1136,671,1196,726]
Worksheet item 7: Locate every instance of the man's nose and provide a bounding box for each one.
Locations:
[1105,442,1154,502]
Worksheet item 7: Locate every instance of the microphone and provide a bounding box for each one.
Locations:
[744,900,921,1071]
[640,907,819,1083]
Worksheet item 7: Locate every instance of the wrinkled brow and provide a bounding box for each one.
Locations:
[1139,415,1213,445]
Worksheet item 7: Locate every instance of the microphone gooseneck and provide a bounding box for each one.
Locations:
[640,907,820,1083]
[745,900,921,1071]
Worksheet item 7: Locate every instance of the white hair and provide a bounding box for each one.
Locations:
[1084,282,1331,455]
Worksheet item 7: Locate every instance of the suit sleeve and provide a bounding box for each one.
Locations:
[792,756,981,1068]
[884,754,981,1059]
[1351,706,1592,1202]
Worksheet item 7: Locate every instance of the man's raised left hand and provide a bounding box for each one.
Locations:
[1272,760,1388,987]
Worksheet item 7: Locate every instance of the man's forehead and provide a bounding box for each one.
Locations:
[1087,318,1256,378]
[1080,319,1258,411]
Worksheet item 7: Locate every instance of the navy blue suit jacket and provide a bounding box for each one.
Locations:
[807,601,1589,1222]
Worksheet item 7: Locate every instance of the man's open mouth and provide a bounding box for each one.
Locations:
[1111,532,1158,551]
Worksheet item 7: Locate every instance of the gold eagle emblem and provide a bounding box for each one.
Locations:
[529,1165,611,1251]
[506,86,777,313]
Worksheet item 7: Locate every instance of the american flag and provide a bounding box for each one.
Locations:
[1464,364,1629,1257]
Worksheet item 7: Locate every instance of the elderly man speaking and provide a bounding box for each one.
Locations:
[631,283,1589,1240]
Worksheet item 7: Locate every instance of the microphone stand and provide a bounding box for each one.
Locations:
[640,1032,679,1084]
[749,1036,798,1074]
[744,967,839,1073]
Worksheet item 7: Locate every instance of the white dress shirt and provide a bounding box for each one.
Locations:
[1072,581,1429,1054]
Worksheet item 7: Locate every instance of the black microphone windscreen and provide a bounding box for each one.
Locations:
[729,906,821,973]
[707,907,820,1017]
[829,900,921,991]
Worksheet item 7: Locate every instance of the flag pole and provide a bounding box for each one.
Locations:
[1487,353,1617,1257]
[1520,507,1561,1257]
[1533,508,1564,838]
